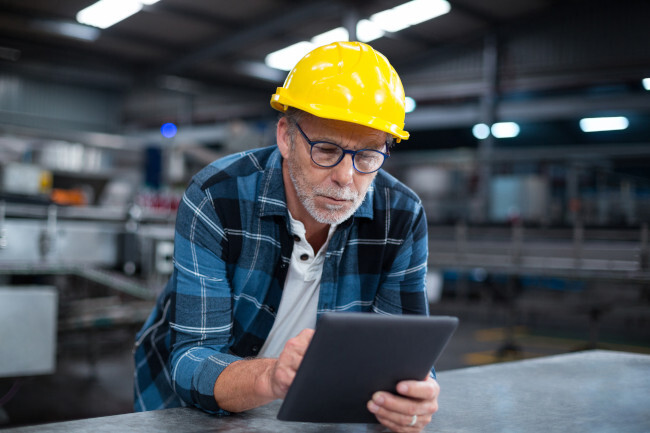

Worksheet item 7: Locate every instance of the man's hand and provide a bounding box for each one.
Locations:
[214,328,314,412]
[268,328,314,399]
[366,376,440,432]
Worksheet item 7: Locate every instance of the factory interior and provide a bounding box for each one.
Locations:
[1,0,649,429]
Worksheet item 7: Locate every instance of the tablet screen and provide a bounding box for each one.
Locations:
[277,312,459,423]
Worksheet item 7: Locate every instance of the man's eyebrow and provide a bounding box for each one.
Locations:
[310,130,388,150]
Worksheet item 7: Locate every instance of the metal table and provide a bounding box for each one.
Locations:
[6,350,650,432]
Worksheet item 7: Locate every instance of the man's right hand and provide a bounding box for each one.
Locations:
[268,328,314,398]
[213,328,314,412]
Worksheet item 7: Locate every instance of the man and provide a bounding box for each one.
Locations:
[134,41,438,432]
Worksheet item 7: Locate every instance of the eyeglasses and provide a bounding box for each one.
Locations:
[293,122,390,174]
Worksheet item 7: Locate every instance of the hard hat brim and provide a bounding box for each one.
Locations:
[271,92,409,142]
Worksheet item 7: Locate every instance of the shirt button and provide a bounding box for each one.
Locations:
[251,345,259,353]
[293,235,301,242]
[300,254,309,261]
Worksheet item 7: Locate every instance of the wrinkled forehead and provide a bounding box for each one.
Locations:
[294,112,392,150]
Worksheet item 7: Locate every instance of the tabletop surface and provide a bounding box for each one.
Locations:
[5,350,650,433]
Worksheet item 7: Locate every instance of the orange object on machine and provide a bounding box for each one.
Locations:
[50,188,87,206]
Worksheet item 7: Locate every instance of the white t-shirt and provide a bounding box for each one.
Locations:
[257,213,336,358]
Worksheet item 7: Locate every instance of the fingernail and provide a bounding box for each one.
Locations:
[368,401,379,413]
[373,392,385,404]
[398,383,409,393]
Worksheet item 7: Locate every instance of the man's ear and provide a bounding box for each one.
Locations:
[276,117,291,159]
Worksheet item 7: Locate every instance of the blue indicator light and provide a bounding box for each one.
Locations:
[161,123,177,138]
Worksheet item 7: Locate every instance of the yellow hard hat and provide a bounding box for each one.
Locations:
[270,41,409,142]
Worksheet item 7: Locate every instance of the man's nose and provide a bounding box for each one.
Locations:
[330,153,355,186]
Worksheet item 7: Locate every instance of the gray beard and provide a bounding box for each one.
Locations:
[287,156,365,225]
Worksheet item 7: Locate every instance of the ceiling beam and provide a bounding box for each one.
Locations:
[447,0,500,26]
[396,0,580,75]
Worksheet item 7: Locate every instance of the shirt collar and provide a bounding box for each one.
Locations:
[256,148,288,218]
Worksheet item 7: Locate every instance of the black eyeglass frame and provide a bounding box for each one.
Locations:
[292,121,391,174]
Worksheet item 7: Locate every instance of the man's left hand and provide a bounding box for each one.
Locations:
[366,376,440,432]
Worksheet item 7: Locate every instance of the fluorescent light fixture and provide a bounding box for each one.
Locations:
[491,122,520,138]
[312,27,349,47]
[643,78,650,91]
[77,0,141,29]
[370,0,450,33]
[472,123,490,140]
[33,19,100,41]
[266,24,354,71]
[265,41,315,71]
[265,0,450,70]
[76,0,160,29]
[357,19,385,42]
[579,116,629,132]
[404,97,416,113]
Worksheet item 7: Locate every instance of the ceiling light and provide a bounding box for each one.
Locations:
[579,116,629,132]
[643,78,650,91]
[76,0,160,29]
[265,0,450,71]
[312,27,349,47]
[405,97,416,113]
[472,123,490,140]
[33,19,100,41]
[357,19,385,42]
[265,41,314,71]
[370,0,450,33]
[491,122,520,138]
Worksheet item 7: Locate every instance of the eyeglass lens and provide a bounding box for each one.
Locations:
[311,142,385,173]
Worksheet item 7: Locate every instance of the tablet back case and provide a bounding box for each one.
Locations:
[277,313,459,423]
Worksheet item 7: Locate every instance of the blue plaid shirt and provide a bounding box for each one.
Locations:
[133,146,430,414]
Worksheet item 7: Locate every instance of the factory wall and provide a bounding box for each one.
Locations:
[0,0,649,428]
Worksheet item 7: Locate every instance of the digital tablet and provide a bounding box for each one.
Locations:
[276,312,459,423]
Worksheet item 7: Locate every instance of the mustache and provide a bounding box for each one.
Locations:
[313,185,359,201]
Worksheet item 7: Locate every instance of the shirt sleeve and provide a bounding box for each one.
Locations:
[167,181,241,414]
[374,202,429,316]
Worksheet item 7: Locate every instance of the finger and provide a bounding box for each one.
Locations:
[276,329,316,379]
[396,377,440,400]
[369,390,438,420]
[368,396,433,425]
[368,400,431,432]
[271,329,316,398]
[283,328,314,357]
[293,328,315,349]
[297,327,315,340]
[377,415,429,433]
[273,365,295,391]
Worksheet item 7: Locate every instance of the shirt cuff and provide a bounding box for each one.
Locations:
[190,352,242,414]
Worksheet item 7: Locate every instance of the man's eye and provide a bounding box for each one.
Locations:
[316,144,340,154]
[358,152,379,162]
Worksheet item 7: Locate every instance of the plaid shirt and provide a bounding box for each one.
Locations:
[133,146,430,414]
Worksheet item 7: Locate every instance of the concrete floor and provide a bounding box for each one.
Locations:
[1,299,649,429]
